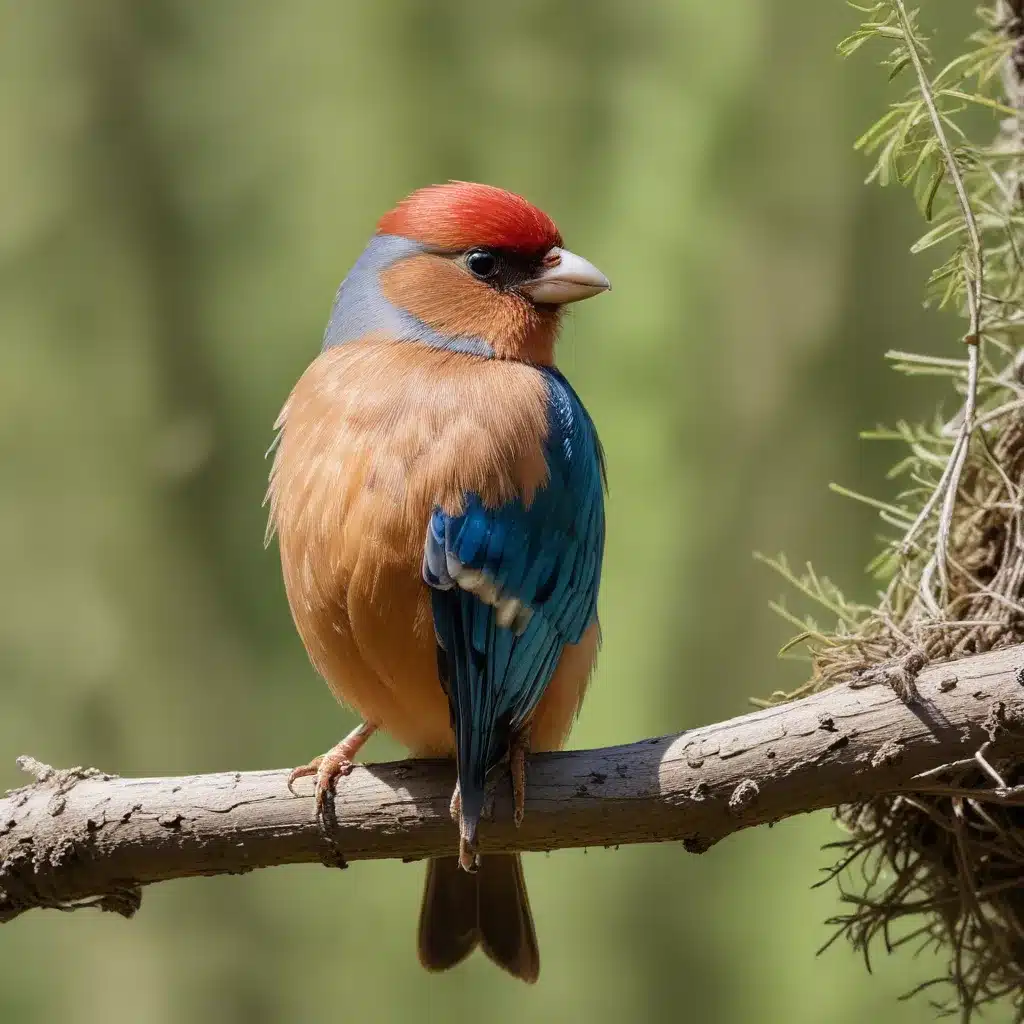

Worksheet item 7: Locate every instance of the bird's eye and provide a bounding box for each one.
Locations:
[466,249,498,280]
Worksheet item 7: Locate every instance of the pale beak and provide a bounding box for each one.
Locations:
[520,247,611,305]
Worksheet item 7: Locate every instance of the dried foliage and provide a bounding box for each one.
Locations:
[764,2,1024,1018]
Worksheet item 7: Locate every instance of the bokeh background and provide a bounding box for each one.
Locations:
[0,2,1004,1022]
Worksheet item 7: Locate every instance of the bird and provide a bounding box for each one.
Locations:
[266,181,609,983]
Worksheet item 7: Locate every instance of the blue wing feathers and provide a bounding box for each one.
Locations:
[424,368,605,838]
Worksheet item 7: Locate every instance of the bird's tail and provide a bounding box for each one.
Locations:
[417,854,539,983]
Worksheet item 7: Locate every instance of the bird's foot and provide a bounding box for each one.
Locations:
[450,780,492,872]
[449,777,498,825]
[288,751,354,815]
[510,731,530,828]
[458,822,478,873]
[288,721,377,814]
[450,767,507,871]
[450,783,478,871]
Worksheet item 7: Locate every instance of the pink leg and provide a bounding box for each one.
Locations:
[458,825,477,873]
[452,731,529,870]
[288,721,377,813]
[449,782,478,871]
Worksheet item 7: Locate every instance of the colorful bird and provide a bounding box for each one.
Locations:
[266,182,609,983]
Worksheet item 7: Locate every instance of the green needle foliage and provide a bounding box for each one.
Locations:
[765,2,1024,1018]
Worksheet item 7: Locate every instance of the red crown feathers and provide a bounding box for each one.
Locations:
[377,182,562,255]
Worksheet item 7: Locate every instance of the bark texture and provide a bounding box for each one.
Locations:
[3,643,1024,924]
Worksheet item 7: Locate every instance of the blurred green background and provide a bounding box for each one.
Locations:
[0,1,1006,1022]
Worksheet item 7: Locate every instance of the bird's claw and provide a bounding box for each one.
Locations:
[449,733,527,870]
[287,721,377,814]
[449,775,497,825]
[450,783,478,870]
[287,750,356,813]
[458,823,478,873]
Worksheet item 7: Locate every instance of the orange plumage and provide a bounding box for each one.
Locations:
[267,182,610,982]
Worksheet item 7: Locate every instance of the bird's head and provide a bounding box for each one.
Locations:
[322,182,610,364]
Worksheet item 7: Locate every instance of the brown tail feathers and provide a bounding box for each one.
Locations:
[417,854,539,983]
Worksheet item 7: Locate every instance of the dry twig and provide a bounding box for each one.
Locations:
[3,644,1024,926]
[893,0,985,608]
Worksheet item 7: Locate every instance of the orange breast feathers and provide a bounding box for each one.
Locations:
[266,338,598,757]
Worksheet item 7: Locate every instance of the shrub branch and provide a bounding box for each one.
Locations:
[892,0,984,609]
[764,3,1024,1017]
[3,644,1024,925]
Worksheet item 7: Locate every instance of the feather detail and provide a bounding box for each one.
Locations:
[271,179,609,981]
[267,337,552,756]
[377,182,561,256]
[425,368,606,844]
[380,254,561,363]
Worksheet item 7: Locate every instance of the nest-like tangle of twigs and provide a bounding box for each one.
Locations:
[759,4,1024,1014]
[800,403,1024,1018]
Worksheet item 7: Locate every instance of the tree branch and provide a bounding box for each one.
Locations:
[4,644,1024,925]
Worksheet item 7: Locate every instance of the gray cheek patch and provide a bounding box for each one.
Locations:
[321,234,495,358]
